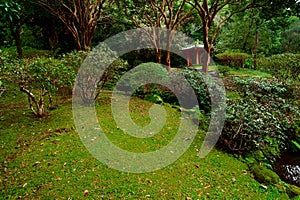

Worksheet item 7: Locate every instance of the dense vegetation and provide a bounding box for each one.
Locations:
[1,0,300,199]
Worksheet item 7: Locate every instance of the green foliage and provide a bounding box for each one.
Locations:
[145,94,163,104]
[129,63,177,105]
[59,50,88,71]
[182,69,211,111]
[74,45,129,104]
[1,46,50,58]
[244,58,254,69]
[217,65,231,76]
[0,49,86,116]
[216,52,251,69]
[130,66,224,112]
[0,0,21,23]
[22,57,76,93]
[290,120,300,152]
[17,57,76,116]
[288,184,300,196]
[220,78,300,161]
[281,17,300,53]
[258,53,300,81]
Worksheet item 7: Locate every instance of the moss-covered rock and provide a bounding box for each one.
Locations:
[292,195,300,200]
[289,184,300,196]
[251,164,281,185]
[145,94,163,104]
[280,192,291,200]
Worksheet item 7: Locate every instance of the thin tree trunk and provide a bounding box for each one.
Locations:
[253,28,259,70]
[202,49,210,74]
[165,31,173,73]
[165,51,171,72]
[155,48,161,64]
[15,32,23,59]
[203,24,210,74]
[10,24,23,59]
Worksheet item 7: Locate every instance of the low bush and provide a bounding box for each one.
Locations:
[217,65,231,76]
[258,53,300,81]
[219,78,300,162]
[131,66,225,114]
[74,45,129,104]
[17,57,76,117]
[0,46,50,58]
[215,52,251,69]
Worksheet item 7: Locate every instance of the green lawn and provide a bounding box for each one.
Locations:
[227,68,272,78]
[0,89,284,199]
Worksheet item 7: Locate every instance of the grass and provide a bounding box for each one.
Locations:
[0,88,284,199]
[228,68,272,78]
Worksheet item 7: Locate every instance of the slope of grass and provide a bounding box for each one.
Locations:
[0,89,283,199]
[228,68,272,78]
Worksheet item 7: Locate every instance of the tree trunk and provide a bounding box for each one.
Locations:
[165,31,172,73]
[15,32,23,59]
[10,24,23,59]
[155,48,161,64]
[202,49,210,74]
[202,21,211,74]
[165,51,171,72]
[47,19,59,56]
[253,28,259,70]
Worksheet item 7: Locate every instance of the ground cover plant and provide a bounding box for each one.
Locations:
[0,88,288,199]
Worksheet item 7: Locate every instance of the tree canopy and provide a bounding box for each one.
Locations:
[0,0,299,70]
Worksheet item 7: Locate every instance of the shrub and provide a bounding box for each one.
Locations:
[258,54,300,81]
[17,57,76,117]
[0,46,50,58]
[59,50,88,71]
[217,65,231,77]
[0,50,81,116]
[129,65,225,113]
[126,63,177,105]
[215,52,251,69]
[74,45,129,104]
[219,78,300,161]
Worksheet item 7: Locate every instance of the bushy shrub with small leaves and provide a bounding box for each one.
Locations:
[220,77,300,161]
[258,54,300,81]
[216,52,251,69]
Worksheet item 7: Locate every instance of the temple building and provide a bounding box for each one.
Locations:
[181,44,215,66]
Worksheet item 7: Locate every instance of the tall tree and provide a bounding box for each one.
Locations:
[120,0,195,72]
[37,0,107,51]
[192,0,300,73]
[281,17,300,53]
[217,1,299,69]
[191,0,261,73]
[0,0,25,58]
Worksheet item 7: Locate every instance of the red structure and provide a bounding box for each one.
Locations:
[181,44,215,66]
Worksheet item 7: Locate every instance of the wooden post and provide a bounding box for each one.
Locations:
[196,48,199,65]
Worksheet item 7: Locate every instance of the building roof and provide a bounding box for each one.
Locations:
[180,44,205,50]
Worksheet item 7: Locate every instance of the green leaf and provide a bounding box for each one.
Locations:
[291,140,300,150]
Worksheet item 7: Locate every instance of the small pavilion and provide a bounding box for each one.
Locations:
[180,44,215,66]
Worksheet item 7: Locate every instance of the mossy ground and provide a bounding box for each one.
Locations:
[0,88,284,199]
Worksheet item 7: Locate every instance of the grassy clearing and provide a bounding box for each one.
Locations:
[228,68,272,78]
[0,89,283,199]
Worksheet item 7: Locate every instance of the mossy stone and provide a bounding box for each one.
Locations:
[292,195,300,200]
[252,164,281,185]
[280,192,290,200]
[289,184,300,196]
[145,94,163,104]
